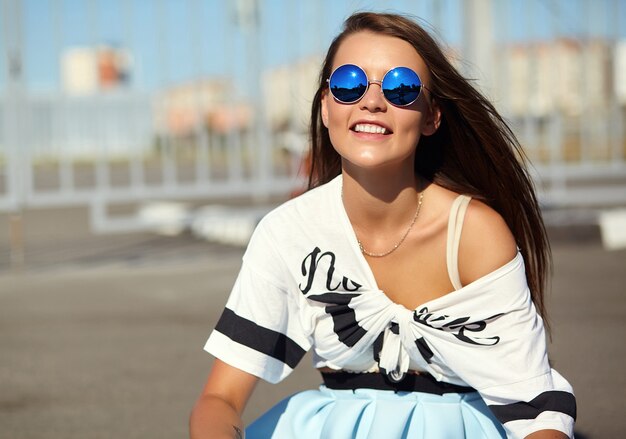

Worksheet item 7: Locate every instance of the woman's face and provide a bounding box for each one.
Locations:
[321,31,440,173]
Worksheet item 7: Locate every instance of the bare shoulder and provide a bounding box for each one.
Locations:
[458,198,518,286]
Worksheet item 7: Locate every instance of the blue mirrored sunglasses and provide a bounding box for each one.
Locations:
[327,64,426,107]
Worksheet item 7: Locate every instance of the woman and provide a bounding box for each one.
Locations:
[190,12,576,439]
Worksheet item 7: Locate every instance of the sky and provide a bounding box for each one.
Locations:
[1,0,625,93]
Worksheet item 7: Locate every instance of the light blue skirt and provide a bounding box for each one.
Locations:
[246,386,506,438]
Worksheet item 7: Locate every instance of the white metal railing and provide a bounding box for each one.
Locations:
[1,0,625,235]
[0,91,303,232]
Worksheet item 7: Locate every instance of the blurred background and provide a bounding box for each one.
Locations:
[0,0,625,438]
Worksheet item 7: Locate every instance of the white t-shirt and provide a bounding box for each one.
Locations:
[205,175,576,438]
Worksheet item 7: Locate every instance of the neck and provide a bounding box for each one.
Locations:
[341,165,427,232]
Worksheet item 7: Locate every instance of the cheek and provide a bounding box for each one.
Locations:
[326,106,352,141]
[398,113,424,141]
[326,102,348,124]
[328,127,345,154]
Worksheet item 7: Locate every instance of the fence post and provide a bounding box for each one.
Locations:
[2,0,26,268]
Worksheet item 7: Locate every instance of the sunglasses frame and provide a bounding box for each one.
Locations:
[326,64,429,107]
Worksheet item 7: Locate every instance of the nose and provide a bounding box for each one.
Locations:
[359,80,387,112]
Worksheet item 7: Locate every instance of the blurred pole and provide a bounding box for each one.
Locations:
[462,0,495,97]
[312,0,324,54]
[225,3,243,182]
[53,0,74,196]
[432,0,442,35]
[287,0,298,141]
[1,0,25,269]
[190,0,211,184]
[549,1,566,198]
[492,0,508,113]
[235,0,271,199]
[122,0,147,193]
[523,0,538,156]
[88,0,110,195]
[610,0,624,166]
[580,0,592,163]
[156,0,177,188]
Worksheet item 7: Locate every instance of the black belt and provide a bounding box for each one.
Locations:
[321,371,475,395]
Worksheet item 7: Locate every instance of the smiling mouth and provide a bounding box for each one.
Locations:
[352,123,392,135]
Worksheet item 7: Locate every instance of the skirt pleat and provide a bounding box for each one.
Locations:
[246,386,506,439]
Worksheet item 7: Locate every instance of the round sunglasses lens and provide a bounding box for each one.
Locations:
[382,67,422,106]
[329,64,367,103]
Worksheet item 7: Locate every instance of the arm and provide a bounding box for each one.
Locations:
[190,359,259,439]
[526,431,568,439]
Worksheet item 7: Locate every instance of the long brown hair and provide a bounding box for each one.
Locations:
[309,12,552,328]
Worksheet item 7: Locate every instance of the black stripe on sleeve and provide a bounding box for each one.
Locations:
[214,307,306,369]
[489,391,577,424]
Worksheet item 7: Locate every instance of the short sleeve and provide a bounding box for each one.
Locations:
[424,254,577,438]
[480,368,576,438]
[204,220,313,384]
[459,282,577,437]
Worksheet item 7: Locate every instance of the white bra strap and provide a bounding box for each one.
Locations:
[446,195,472,291]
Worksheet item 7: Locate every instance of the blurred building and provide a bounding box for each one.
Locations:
[262,56,320,132]
[152,78,251,137]
[61,46,132,95]
[19,45,153,157]
[499,38,620,118]
[153,56,320,141]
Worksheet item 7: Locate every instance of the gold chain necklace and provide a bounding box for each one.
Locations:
[344,190,424,258]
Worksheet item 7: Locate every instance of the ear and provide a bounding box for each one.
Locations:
[421,99,441,136]
[321,90,329,127]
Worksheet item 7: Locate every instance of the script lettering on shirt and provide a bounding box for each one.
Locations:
[413,307,504,346]
[298,247,362,295]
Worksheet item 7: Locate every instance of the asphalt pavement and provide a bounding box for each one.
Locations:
[0,208,624,438]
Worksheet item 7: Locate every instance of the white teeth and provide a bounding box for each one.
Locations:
[354,123,387,134]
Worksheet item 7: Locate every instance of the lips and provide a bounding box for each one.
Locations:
[351,121,393,135]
